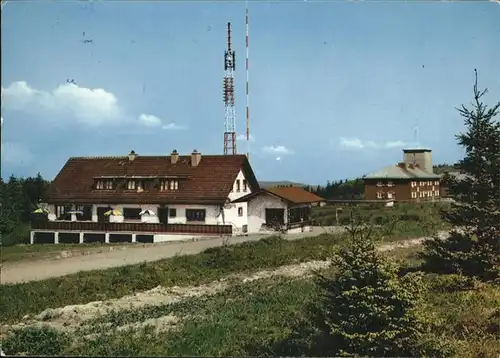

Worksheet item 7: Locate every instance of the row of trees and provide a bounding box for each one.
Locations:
[305,179,364,200]
[0,174,50,245]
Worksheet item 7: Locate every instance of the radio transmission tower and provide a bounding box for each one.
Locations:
[223,22,237,155]
[245,3,250,161]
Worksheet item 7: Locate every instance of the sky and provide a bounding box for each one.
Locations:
[1,0,499,185]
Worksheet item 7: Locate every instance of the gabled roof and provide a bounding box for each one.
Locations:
[364,164,440,180]
[232,186,325,205]
[46,154,259,205]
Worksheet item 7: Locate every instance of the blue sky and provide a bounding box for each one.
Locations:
[1,0,499,185]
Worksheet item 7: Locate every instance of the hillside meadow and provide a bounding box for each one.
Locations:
[1,232,499,357]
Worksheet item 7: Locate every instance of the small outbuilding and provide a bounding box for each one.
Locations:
[232,186,325,233]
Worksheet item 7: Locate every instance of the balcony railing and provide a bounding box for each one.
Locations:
[31,220,232,235]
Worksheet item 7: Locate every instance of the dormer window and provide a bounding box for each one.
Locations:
[169,180,179,190]
[127,180,136,190]
[161,180,179,191]
[105,180,113,190]
[137,181,144,191]
[96,180,104,190]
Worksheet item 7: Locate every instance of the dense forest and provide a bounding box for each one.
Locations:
[305,179,364,200]
[0,174,50,246]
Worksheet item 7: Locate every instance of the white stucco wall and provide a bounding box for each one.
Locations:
[227,170,252,201]
[49,203,224,225]
[165,204,220,225]
[247,193,288,234]
[216,202,248,233]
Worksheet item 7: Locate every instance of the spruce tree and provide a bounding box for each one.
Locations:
[420,70,500,282]
[302,227,442,357]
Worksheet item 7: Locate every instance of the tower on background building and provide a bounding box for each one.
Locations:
[223,22,237,155]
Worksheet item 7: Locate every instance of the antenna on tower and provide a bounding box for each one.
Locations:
[223,22,237,155]
[413,119,420,147]
[245,1,250,161]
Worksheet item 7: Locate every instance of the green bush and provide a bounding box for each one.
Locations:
[2,326,70,356]
[0,223,30,247]
[426,273,477,293]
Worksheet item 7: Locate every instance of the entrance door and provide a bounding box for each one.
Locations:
[265,208,285,226]
[158,207,169,225]
[97,207,109,223]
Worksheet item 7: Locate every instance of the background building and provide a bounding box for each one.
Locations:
[364,148,441,202]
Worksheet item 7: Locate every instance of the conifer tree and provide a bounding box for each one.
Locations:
[302,225,444,357]
[420,70,500,282]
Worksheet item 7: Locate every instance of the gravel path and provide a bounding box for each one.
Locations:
[0,227,344,285]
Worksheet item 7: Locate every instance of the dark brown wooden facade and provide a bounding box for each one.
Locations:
[31,221,232,235]
[364,178,441,202]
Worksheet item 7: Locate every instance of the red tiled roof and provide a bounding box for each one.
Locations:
[46,154,259,205]
[266,187,325,204]
[232,186,325,205]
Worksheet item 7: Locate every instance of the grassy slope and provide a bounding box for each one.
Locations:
[3,248,499,357]
[0,235,340,322]
[0,242,137,264]
[312,202,451,235]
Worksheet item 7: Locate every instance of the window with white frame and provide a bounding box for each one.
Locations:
[411,192,417,199]
[96,180,104,190]
[376,181,383,187]
[238,207,243,217]
[387,192,393,199]
[166,180,179,190]
[376,192,384,199]
[435,190,440,197]
[387,181,394,187]
[411,181,417,188]
[127,180,136,190]
[105,180,113,190]
[420,181,425,186]
[160,180,167,191]
[243,179,248,192]
[434,181,439,186]
[236,180,241,192]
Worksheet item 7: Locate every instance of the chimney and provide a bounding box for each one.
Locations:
[402,148,433,174]
[170,149,179,164]
[191,149,201,167]
[128,150,137,162]
[397,162,406,169]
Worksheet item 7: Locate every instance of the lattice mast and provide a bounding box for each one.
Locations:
[223,22,237,155]
[245,4,250,160]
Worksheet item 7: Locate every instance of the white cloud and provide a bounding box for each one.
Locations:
[1,141,33,165]
[138,113,186,130]
[262,145,293,155]
[161,123,185,130]
[138,113,162,127]
[236,134,256,142]
[2,81,122,126]
[339,137,413,150]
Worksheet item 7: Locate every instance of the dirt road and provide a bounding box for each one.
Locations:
[0,227,342,285]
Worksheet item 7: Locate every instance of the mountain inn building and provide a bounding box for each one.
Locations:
[31,150,324,244]
[363,148,441,202]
